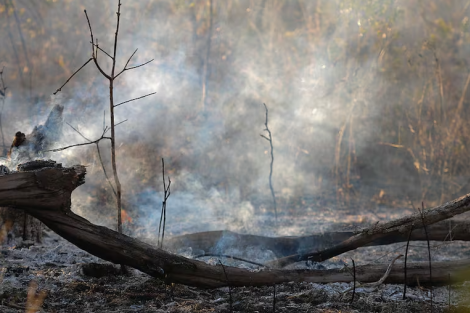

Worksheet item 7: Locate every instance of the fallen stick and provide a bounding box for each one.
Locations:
[342,254,403,294]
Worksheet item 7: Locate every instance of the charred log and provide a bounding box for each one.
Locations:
[2,163,470,288]
[166,220,470,260]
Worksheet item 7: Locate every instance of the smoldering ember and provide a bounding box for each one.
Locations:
[3,2,470,313]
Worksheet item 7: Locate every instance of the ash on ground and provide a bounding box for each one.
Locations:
[1,219,470,312]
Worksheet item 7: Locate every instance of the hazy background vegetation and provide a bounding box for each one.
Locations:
[1,0,470,235]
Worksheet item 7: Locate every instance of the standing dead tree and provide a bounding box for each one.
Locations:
[51,0,155,234]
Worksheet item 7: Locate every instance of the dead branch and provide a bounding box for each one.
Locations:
[45,127,111,153]
[114,92,156,108]
[115,48,154,78]
[342,254,403,294]
[53,58,92,95]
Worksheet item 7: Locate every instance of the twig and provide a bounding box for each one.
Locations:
[342,254,403,294]
[158,158,171,249]
[350,258,356,303]
[93,42,113,60]
[53,58,93,95]
[219,260,233,313]
[84,9,96,57]
[114,92,156,108]
[403,224,414,299]
[45,127,110,152]
[115,48,154,78]
[64,122,116,196]
[66,122,92,142]
[114,119,128,127]
[420,202,433,312]
[261,103,277,221]
[193,254,266,268]
[83,10,111,80]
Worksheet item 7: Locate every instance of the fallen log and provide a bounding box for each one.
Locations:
[268,194,470,267]
[167,220,468,259]
[20,200,470,287]
[2,163,470,288]
[0,105,64,244]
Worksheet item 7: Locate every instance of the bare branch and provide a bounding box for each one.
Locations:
[114,92,156,107]
[124,59,154,71]
[66,122,92,142]
[115,48,154,78]
[84,10,111,80]
[45,140,105,153]
[121,48,138,71]
[93,42,113,60]
[92,57,112,80]
[114,119,128,127]
[67,120,116,197]
[84,10,96,57]
[46,128,111,153]
[260,134,270,141]
[53,58,92,95]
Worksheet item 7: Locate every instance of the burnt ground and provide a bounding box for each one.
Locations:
[2,200,470,312]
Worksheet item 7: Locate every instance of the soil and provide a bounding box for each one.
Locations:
[2,201,470,312]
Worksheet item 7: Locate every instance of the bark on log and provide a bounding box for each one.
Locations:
[2,164,470,288]
[167,220,468,259]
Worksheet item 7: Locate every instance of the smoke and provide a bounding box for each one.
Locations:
[1,0,470,238]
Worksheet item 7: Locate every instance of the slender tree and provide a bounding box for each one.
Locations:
[52,0,155,233]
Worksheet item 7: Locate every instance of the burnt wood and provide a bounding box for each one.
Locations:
[166,220,469,260]
[2,163,470,288]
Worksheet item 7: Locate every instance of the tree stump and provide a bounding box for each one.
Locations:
[0,104,63,246]
[0,161,62,246]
